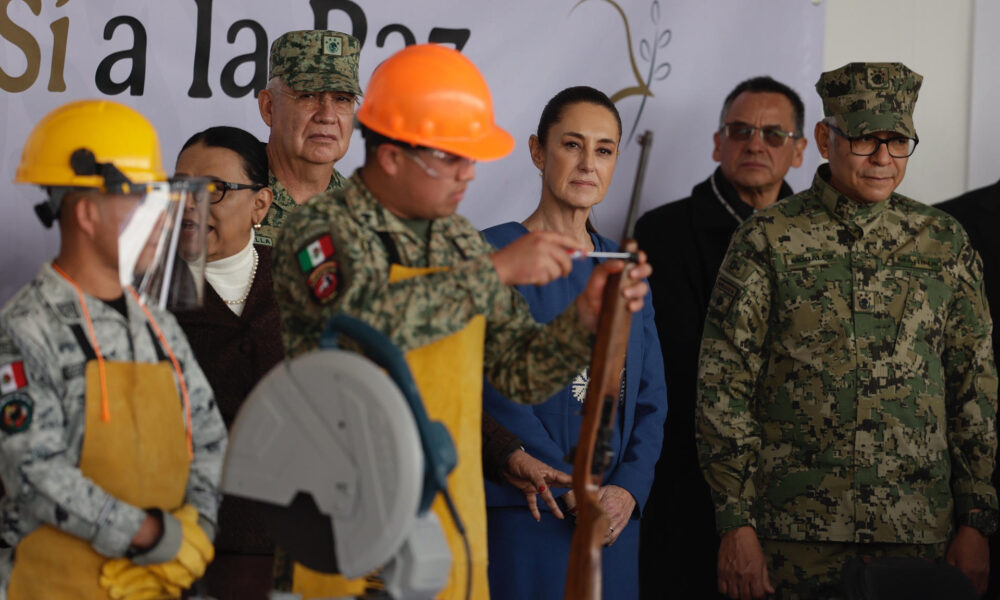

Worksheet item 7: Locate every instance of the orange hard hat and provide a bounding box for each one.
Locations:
[357,44,514,161]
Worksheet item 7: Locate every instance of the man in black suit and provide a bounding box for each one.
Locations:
[635,76,808,599]
[937,180,1000,600]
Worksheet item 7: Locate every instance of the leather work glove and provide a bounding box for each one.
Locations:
[100,558,181,599]
[101,504,215,598]
[145,505,215,588]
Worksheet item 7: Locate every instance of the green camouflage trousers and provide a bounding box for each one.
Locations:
[760,539,948,599]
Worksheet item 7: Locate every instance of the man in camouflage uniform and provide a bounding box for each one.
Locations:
[255,29,361,247]
[636,75,807,600]
[697,62,999,599]
[271,44,652,598]
[0,100,227,596]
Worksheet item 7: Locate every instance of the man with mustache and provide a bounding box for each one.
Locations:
[255,30,361,248]
[697,62,998,599]
[635,76,807,600]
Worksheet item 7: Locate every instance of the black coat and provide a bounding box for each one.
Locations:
[633,168,793,599]
[937,180,1000,600]
[937,180,1000,361]
[174,245,284,557]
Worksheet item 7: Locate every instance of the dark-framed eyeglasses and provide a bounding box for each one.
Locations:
[827,124,918,158]
[720,123,800,147]
[208,180,265,204]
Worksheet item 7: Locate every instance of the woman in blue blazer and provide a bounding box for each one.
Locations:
[482,86,667,600]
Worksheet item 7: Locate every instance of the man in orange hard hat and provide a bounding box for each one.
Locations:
[270,44,654,598]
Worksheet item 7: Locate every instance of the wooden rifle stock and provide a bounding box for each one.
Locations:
[563,240,638,600]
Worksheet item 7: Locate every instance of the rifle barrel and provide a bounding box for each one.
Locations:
[621,131,654,243]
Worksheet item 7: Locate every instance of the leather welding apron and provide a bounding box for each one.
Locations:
[293,263,489,599]
[7,360,190,599]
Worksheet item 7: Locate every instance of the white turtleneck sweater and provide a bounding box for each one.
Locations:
[202,234,256,316]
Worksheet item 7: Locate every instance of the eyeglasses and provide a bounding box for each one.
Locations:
[403,148,476,179]
[827,124,918,158]
[720,123,800,147]
[277,88,358,114]
[208,180,264,204]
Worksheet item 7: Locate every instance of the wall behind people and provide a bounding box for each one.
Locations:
[823,0,995,200]
[0,0,824,305]
[967,0,998,191]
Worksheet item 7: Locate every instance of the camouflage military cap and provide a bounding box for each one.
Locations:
[816,62,922,138]
[268,30,362,95]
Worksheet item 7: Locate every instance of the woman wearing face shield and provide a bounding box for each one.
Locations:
[480,86,667,600]
[173,125,282,600]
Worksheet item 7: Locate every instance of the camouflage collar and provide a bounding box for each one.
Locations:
[344,170,482,257]
[344,170,419,239]
[813,164,893,232]
[36,262,138,329]
[268,171,296,214]
[268,169,344,210]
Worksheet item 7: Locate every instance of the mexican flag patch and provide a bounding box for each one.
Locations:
[0,361,27,395]
[298,234,335,273]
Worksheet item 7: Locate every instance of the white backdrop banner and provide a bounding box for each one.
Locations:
[1,0,825,304]
[969,0,999,191]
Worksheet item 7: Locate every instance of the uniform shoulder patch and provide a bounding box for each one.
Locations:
[715,277,739,300]
[708,275,742,318]
[0,393,32,434]
[306,262,339,303]
[297,233,339,303]
[297,234,336,273]
[0,361,27,395]
[722,255,755,283]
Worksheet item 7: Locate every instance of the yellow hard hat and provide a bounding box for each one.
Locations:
[15,99,166,190]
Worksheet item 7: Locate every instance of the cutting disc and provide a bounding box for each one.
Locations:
[221,348,424,577]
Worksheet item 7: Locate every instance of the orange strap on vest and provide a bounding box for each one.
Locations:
[51,263,194,458]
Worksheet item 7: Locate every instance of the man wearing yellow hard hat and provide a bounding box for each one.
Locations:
[270,44,654,599]
[0,99,227,598]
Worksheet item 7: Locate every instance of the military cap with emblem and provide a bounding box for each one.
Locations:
[268,30,362,95]
[815,62,922,139]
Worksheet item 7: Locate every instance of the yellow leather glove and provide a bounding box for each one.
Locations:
[100,558,181,600]
[145,505,215,589]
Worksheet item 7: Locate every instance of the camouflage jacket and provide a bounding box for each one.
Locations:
[254,168,346,247]
[0,264,228,562]
[271,171,594,405]
[697,165,998,544]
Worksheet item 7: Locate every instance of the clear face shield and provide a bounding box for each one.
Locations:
[116,178,213,311]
